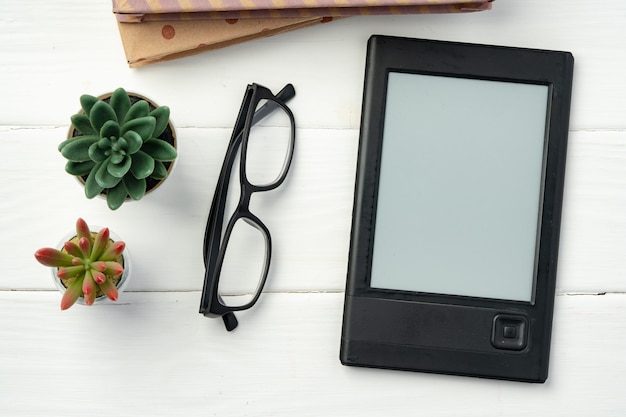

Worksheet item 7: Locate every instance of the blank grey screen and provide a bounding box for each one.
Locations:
[369,72,549,302]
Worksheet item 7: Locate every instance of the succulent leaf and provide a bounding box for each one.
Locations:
[58,137,73,152]
[65,160,95,176]
[92,271,106,285]
[123,131,143,155]
[122,116,156,142]
[96,158,122,188]
[124,100,150,123]
[92,261,124,276]
[98,278,119,301]
[89,101,118,131]
[56,265,85,280]
[98,137,112,149]
[110,152,125,165]
[124,175,146,200]
[100,120,121,140]
[104,261,124,276]
[70,113,98,136]
[151,161,168,180]
[99,241,126,261]
[91,261,106,272]
[60,276,84,310]
[117,137,128,149]
[107,155,132,178]
[130,150,155,179]
[149,106,170,137]
[60,135,99,162]
[79,95,99,117]
[78,236,91,259]
[34,248,75,267]
[75,218,92,244]
[82,269,96,297]
[109,88,131,123]
[107,182,128,210]
[89,141,109,163]
[84,288,96,305]
[141,138,178,162]
[91,228,110,261]
[85,163,105,198]
[63,241,83,258]
[88,142,109,163]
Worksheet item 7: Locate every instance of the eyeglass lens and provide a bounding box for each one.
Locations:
[244,99,293,187]
[217,217,268,308]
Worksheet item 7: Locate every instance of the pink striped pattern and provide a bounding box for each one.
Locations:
[113,0,492,22]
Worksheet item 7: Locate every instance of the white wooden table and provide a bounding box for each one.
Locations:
[2,1,625,416]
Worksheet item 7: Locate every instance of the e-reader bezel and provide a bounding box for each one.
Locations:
[340,35,574,382]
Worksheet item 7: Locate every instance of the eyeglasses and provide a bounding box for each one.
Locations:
[199,83,296,331]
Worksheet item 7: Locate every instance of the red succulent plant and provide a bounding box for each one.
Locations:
[34,218,126,309]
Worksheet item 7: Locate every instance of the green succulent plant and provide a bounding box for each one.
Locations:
[58,88,177,210]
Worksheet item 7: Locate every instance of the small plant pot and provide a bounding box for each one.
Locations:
[66,90,177,207]
[51,227,131,306]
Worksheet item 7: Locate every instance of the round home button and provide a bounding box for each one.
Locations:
[491,314,528,351]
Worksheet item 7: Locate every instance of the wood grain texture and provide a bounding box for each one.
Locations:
[1,0,625,415]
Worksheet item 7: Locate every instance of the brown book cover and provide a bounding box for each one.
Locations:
[118,16,334,67]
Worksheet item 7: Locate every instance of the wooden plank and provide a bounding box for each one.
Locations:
[3,127,625,293]
[0,1,625,129]
[0,291,624,416]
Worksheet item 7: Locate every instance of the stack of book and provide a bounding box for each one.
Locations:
[112,0,492,67]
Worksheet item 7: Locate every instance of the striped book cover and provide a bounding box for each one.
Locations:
[113,0,492,22]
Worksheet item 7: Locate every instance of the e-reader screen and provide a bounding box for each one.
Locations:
[370,72,549,302]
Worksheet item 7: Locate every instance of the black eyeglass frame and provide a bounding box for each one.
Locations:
[200,83,296,331]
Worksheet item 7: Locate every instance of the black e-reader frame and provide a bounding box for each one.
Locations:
[340,36,574,382]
